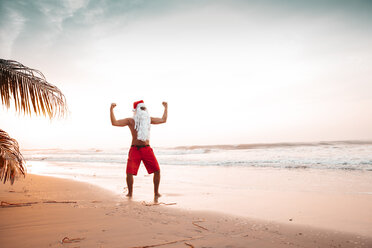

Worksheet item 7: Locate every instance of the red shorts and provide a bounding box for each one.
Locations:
[126,146,160,175]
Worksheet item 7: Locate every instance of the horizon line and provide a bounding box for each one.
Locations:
[21,139,372,151]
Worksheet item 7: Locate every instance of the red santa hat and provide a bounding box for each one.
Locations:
[133,100,144,110]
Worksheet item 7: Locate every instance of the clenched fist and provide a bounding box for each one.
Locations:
[162,102,168,108]
[110,103,117,110]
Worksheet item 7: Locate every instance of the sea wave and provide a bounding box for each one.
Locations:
[22,141,372,171]
[174,140,372,150]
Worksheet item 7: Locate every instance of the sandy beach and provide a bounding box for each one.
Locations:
[25,156,372,237]
[2,0,372,247]
[1,173,371,248]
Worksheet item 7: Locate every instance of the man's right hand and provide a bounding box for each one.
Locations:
[111,103,117,110]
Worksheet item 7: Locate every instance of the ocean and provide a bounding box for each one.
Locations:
[22,141,372,198]
[23,141,372,171]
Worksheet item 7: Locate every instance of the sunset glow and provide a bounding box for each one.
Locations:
[1,0,371,149]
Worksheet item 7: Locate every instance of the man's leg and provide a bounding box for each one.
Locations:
[126,146,140,197]
[126,173,134,197]
[141,146,161,197]
[153,170,161,197]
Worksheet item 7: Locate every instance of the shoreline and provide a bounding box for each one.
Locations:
[26,161,372,238]
[1,174,372,248]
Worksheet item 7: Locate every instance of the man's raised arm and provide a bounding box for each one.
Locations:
[110,103,130,127]
[151,102,168,124]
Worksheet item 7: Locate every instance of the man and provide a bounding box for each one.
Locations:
[110,100,168,198]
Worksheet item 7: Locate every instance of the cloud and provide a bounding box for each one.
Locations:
[2,0,371,59]
[0,5,25,57]
[0,0,73,58]
[0,0,181,59]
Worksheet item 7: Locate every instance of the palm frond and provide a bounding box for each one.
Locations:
[0,59,67,119]
[0,129,25,184]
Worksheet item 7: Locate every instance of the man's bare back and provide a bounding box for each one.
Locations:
[110,102,167,145]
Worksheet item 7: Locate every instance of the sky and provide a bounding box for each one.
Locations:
[0,0,372,149]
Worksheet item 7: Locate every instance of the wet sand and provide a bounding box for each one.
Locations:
[157,165,372,237]
[1,174,371,248]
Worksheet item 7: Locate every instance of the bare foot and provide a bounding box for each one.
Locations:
[154,193,161,198]
[126,193,132,198]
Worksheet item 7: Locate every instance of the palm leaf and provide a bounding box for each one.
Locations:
[0,59,67,119]
[0,59,67,184]
[0,129,25,184]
